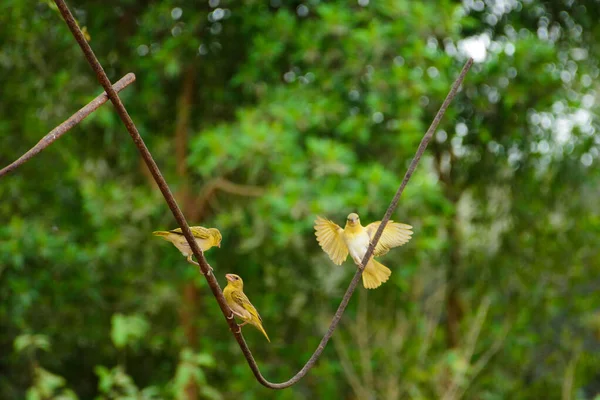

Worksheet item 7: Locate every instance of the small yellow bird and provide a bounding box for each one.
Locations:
[223,274,270,342]
[152,226,222,267]
[314,213,413,289]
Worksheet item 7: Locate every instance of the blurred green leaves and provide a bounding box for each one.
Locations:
[1,0,600,399]
[110,314,150,350]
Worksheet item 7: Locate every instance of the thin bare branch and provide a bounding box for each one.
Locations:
[214,178,266,197]
[54,0,472,389]
[197,177,266,211]
[0,73,136,178]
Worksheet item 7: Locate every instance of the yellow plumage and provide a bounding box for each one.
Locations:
[153,226,221,266]
[223,274,270,342]
[314,213,413,289]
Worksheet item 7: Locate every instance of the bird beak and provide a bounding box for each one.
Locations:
[225,274,234,282]
[218,243,221,248]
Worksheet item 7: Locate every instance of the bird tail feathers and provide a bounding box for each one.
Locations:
[255,323,270,342]
[152,231,170,238]
[362,259,391,289]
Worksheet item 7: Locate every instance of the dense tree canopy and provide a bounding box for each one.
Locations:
[1,0,599,399]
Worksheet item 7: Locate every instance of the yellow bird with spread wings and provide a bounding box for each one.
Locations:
[314,213,413,289]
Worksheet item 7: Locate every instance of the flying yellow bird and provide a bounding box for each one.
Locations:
[314,213,413,289]
[152,226,221,268]
[223,274,270,342]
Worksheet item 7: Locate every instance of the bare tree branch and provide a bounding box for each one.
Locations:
[50,0,473,389]
[0,73,136,178]
[195,177,266,218]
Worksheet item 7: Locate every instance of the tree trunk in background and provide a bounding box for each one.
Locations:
[433,147,464,349]
[174,65,200,400]
[445,215,463,348]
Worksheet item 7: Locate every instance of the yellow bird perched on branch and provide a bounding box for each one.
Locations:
[223,274,270,342]
[314,213,413,289]
[152,226,221,268]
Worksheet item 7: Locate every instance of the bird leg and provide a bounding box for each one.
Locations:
[235,322,248,334]
[186,254,199,266]
[186,253,214,276]
[227,313,235,320]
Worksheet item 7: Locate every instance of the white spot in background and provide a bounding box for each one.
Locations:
[137,44,149,56]
[458,34,489,62]
[209,0,220,7]
[486,13,498,25]
[488,141,500,154]
[488,87,500,103]
[444,40,457,56]
[284,71,296,83]
[297,4,309,17]
[427,66,439,78]
[456,122,468,137]
[582,94,595,108]
[540,114,552,129]
[171,7,182,20]
[451,136,462,148]
[211,22,222,35]
[504,42,515,56]
[552,101,565,113]
[358,0,369,6]
[436,130,448,143]
[394,56,405,66]
[212,8,225,21]
[171,25,182,37]
[538,140,550,153]
[472,0,485,12]
[581,153,593,166]
[507,147,522,166]
[570,48,588,61]
[581,74,592,87]
[348,89,360,101]
[427,37,439,50]
[198,44,208,55]
[372,112,384,124]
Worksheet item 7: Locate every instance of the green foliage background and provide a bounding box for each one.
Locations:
[1,0,600,399]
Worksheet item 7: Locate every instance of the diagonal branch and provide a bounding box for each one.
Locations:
[53,0,472,390]
[0,73,136,178]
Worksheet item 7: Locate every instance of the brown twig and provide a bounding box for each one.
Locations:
[52,0,472,389]
[0,73,136,178]
[196,177,266,216]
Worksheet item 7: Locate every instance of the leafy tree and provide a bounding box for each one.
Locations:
[1,0,598,399]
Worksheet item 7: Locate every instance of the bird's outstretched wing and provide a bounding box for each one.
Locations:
[169,226,211,239]
[232,290,262,322]
[365,220,413,257]
[314,216,348,265]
